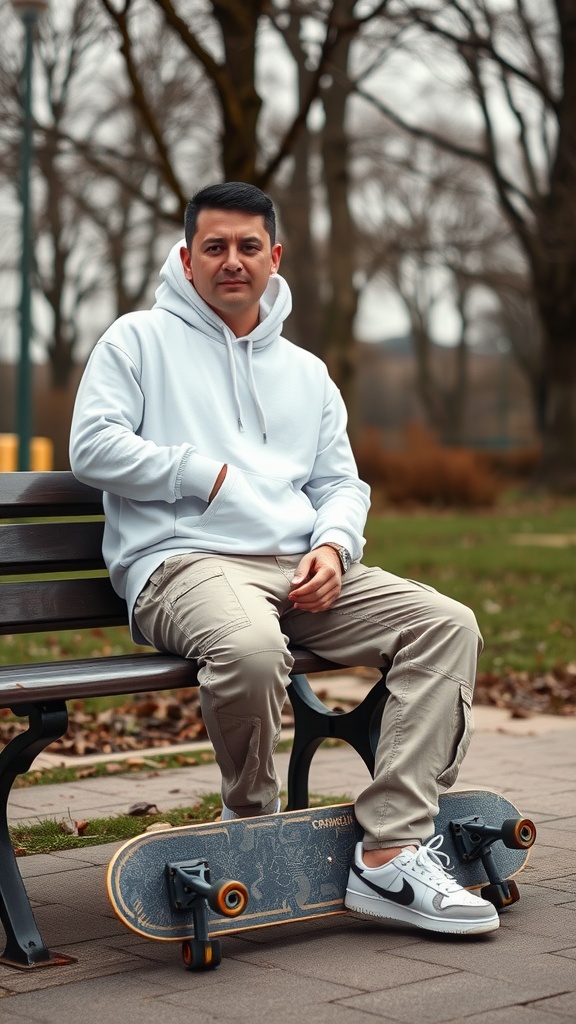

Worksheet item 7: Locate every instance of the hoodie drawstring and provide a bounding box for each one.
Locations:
[223,327,245,433]
[223,327,268,443]
[246,338,268,443]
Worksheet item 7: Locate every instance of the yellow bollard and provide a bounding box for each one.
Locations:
[0,434,54,470]
[30,436,54,470]
[0,435,17,471]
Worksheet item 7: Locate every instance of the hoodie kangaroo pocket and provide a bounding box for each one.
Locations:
[192,466,317,548]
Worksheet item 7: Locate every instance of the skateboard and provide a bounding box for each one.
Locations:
[107,789,535,970]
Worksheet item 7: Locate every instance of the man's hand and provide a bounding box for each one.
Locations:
[288,545,342,613]
[209,464,227,503]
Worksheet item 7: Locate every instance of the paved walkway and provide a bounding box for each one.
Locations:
[2,706,576,1023]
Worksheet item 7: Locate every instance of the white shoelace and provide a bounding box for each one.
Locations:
[410,834,460,891]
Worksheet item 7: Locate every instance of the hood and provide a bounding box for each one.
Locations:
[153,239,292,350]
[153,240,293,441]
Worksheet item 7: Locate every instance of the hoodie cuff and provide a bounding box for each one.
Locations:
[178,452,226,503]
[312,530,358,560]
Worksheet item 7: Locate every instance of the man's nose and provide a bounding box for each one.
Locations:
[223,247,242,271]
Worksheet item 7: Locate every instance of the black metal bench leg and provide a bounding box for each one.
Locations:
[0,702,76,968]
[286,669,390,810]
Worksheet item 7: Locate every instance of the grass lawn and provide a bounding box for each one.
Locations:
[365,498,576,674]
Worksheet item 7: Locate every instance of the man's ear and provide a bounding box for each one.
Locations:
[271,242,282,274]
[180,245,193,282]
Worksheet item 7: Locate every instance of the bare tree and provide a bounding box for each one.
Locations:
[95,0,392,400]
[270,8,323,358]
[353,125,519,443]
[0,1,109,385]
[353,0,576,489]
[318,0,362,421]
[1,0,215,384]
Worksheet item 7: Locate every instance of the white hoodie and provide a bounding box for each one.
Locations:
[70,240,370,643]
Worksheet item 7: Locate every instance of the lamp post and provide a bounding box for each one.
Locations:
[11,0,48,471]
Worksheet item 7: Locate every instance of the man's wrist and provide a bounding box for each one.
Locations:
[318,543,352,574]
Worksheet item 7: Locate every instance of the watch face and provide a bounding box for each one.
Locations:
[339,547,351,573]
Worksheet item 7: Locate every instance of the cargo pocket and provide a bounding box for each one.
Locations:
[437,683,474,789]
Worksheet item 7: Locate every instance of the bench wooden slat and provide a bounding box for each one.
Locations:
[0,521,106,574]
[0,472,102,518]
[0,648,343,708]
[1,577,128,633]
[0,653,194,706]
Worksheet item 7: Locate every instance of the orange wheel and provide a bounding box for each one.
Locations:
[481,879,520,910]
[182,938,222,971]
[501,817,536,850]
[210,879,249,918]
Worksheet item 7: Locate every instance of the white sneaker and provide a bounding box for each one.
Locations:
[221,798,281,821]
[345,834,500,935]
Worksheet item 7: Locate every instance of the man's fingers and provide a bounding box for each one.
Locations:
[289,571,341,611]
[288,547,343,611]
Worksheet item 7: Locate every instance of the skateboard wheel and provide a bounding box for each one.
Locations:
[481,879,520,910]
[501,817,536,850]
[208,879,249,918]
[182,938,222,971]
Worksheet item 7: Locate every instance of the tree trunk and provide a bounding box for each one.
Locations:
[211,0,264,182]
[534,299,576,488]
[320,0,359,430]
[276,16,322,356]
[529,0,576,488]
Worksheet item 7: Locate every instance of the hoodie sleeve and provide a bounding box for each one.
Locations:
[69,336,222,503]
[304,384,371,561]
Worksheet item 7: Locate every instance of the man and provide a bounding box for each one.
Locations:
[70,181,498,936]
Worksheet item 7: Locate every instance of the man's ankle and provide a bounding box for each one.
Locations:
[362,845,418,869]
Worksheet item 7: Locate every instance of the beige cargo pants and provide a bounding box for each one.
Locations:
[134,553,482,850]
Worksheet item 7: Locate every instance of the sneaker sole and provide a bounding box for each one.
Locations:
[345,890,500,935]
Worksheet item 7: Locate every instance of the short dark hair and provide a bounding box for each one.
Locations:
[184,181,276,249]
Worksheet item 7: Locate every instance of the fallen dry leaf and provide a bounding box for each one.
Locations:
[127,802,160,817]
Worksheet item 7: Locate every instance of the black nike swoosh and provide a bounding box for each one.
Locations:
[351,863,415,906]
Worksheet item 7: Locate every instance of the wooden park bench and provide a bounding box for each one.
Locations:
[0,471,390,969]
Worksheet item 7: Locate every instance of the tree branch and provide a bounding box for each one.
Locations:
[99,0,187,210]
[352,79,532,210]
[407,0,558,110]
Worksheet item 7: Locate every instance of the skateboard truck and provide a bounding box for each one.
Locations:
[449,814,536,910]
[166,859,248,970]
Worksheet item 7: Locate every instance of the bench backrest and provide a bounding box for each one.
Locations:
[0,472,128,634]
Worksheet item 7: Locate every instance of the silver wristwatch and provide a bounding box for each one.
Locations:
[334,545,352,574]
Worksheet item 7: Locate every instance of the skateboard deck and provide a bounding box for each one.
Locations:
[107,789,535,948]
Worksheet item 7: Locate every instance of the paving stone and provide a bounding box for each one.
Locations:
[148,958,362,1018]
[229,940,457,990]
[4,972,196,1024]
[525,993,576,1016]
[18,852,96,878]
[335,968,572,1022]
[549,945,576,961]
[0,943,144,995]
[453,1008,576,1024]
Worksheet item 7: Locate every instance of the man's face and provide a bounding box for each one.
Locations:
[180,208,282,335]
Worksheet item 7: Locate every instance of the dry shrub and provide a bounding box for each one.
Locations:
[354,424,502,508]
[477,446,541,481]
